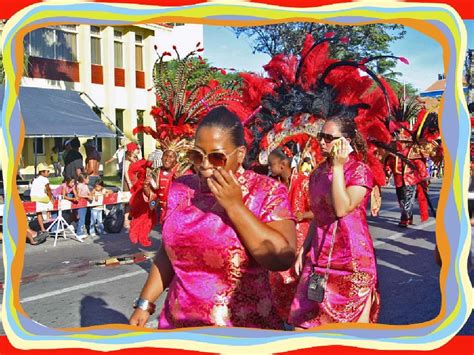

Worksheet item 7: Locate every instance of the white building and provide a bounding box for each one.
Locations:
[1,22,203,176]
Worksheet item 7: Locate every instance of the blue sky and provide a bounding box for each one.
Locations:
[203,20,474,92]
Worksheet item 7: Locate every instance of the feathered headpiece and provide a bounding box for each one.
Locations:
[133,43,241,145]
[237,33,408,185]
[128,44,241,247]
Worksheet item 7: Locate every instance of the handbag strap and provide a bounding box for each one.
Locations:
[322,219,338,283]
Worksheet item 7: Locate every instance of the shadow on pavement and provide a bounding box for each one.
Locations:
[376,230,441,325]
[80,295,129,327]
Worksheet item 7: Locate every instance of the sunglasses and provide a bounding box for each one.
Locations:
[317,132,343,143]
[186,147,239,167]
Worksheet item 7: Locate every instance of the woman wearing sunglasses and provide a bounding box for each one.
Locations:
[288,116,380,328]
[129,106,296,329]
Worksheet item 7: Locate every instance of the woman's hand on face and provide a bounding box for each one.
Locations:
[207,168,243,211]
[331,137,350,168]
[129,308,150,327]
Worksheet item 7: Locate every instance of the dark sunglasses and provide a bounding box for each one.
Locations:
[317,132,343,143]
[186,147,239,167]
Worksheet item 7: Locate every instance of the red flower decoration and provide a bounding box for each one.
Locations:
[340,37,350,44]
[324,32,335,38]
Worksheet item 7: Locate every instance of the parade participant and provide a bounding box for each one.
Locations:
[145,148,179,223]
[129,107,296,329]
[228,33,413,329]
[384,137,429,227]
[128,43,241,247]
[384,106,441,227]
[300,157,313,175]
[267,147,312,321]
[123,150,138,230]
[288,117,380,328]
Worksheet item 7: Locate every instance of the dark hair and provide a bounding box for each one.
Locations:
[269,148,291,165]
[70,137,80,149]
[63,177,74,184]
[77,173,89,184]
[94,178,104,187]
[196,107,245,148]
[303,157,311,163]
[326,117,368,162]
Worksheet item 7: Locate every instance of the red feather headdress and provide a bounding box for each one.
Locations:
[234,33,408,185]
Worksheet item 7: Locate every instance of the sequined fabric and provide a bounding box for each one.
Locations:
[269,170,310,320]
[288,155,380,328]
[158,169,294,329]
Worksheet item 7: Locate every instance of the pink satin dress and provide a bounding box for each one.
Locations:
[158,170,294,329]
[288,155,380,328]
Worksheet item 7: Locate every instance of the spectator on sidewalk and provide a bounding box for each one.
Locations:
[89,178,112,237]
[52,177,78,203]
[105,139,126,178]
[30,162,54,233]
[84,138,102,188]
[63,137,84,180]
[76,173,92,240]
[50,146,62,177]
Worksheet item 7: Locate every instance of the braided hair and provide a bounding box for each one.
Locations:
[269,147,292,165]
[326,117,368,162]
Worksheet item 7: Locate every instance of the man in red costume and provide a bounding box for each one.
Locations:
[385,134,429,227]
[145,149,179,224]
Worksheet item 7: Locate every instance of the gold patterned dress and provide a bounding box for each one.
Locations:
[158,170,294,329]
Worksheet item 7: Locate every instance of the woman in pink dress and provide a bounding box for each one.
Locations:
[129,107,296,329]
[288,117,380,328]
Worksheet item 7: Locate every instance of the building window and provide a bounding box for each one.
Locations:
[33,138,44,155]
[114,30,123,68]
[90,26,101,65]
[91,107,103,152]
[135,34,143,71]
[24,25,78,61]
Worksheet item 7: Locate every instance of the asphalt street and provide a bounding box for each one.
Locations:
[1,178,473,335]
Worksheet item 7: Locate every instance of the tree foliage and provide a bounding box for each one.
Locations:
[232,23,406,77]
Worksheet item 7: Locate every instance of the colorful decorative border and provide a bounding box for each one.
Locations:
[0,1,471,352]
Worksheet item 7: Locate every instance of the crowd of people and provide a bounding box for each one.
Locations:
[25,137,141,244]
[16,34,445,331]
[127,107,390,329]
[122,36,444,331]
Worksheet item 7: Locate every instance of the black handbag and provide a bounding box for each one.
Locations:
[308,220,338,303]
